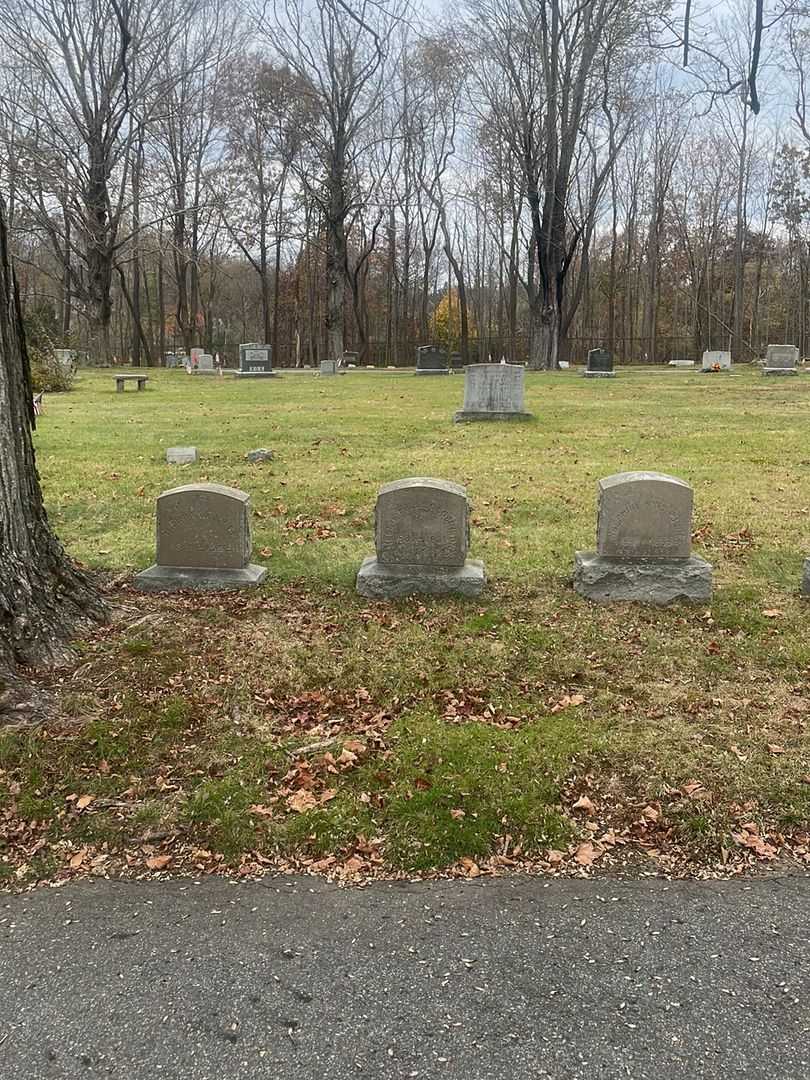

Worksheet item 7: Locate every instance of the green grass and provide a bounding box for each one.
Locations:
[1,365,810,884]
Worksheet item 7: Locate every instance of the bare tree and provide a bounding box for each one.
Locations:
[1,0,180,360]
[260,0,407,365]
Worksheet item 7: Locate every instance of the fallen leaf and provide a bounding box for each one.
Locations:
[69,848,88,869]
[574,842,599,866]
[641,805,660,823]
[450,808,466,820]
[572,795,596,814]
[287,790,318,813]
[767,743,786,755]
[75,794,95,811]
[762,609,783,618]
[145,854,172,871]
[459,856,481,877]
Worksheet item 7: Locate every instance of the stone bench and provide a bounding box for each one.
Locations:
[115,374,148,393]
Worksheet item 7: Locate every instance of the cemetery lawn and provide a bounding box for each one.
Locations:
[2,365,810,886]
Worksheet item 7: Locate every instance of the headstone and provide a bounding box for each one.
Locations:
[320,359,337,376]
[763,344,799,375]
[235,343,276,378]
[134,483,267,591]
[668,360,695,368]
[558,360,570,370]
[584,348,615,378]
[195,352,215,374]
[54,348,78,373]
[415,345,450,375]
[573,471,712,604]
[245,448,274,463]
[454,363,533,422]
[342,351,359,367]
[701,350,731,372]
[356,477,485,598]
[166,446,198,465]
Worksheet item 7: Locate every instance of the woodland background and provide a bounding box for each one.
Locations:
[2,0,810,369]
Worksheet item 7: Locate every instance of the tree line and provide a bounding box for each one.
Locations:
[1,0,809,370]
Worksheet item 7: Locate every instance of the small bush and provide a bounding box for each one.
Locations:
[30,345,76,393]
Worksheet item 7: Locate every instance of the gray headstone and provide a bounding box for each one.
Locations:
[166,446,198,465]
[197,352,214,371]
[357,477,484,597]
[764,344,798,373]
[597,472,693,559]
[320,359,337,376]
[574,471,712,604]
[134,483,266,591]
[415,345,450,374]
[454,363,533,421]
[701,350,731,371]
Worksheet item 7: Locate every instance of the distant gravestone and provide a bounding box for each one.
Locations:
[320,359,338,376]
[166,446,198,465]
[573,471,712,604]
[415,345,450,375]
[195,352,215,374]
[763,344,799,375]
[342,351,359,367]
[245,448,274,463]
[235,343,275,378]
[701,350,731,372]
[584,348,615,378]
[668,360,695,368]
[356,477,485,598]
[134,483,267,591]
[454,363,533,422]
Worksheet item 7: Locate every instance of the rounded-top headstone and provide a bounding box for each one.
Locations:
[596,472,693,559]
[156,483,252,569]
[375,477,469,567]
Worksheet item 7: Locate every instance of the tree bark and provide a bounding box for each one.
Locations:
[0,200,106,679]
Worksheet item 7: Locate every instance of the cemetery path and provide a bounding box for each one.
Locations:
[1,874,808,1080]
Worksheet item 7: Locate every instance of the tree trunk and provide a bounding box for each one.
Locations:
[0,200,105,679]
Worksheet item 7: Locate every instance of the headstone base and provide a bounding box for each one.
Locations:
[454,410,534,423]
[573,551,712,605]
[415,368,450,375]
[232,371,278,378]
[356,556,485,598]
[583,371,616,378]
[134,564,267,592]
[762,368,798,376]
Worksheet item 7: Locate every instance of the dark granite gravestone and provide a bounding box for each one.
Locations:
[235,343,276,378]
[584,348,615,378]
[415,345,450,375]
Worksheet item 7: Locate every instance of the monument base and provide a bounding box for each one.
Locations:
[415,368,450,375]
[583,371,616,378]
[232,371,278,378]
[134,564,268,592]
[356,556,485,599]
[453,410,534,423]
[762,368,798,376]
[573,552,712,605]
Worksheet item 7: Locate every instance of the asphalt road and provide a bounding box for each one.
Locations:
[1,874,808,1079]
